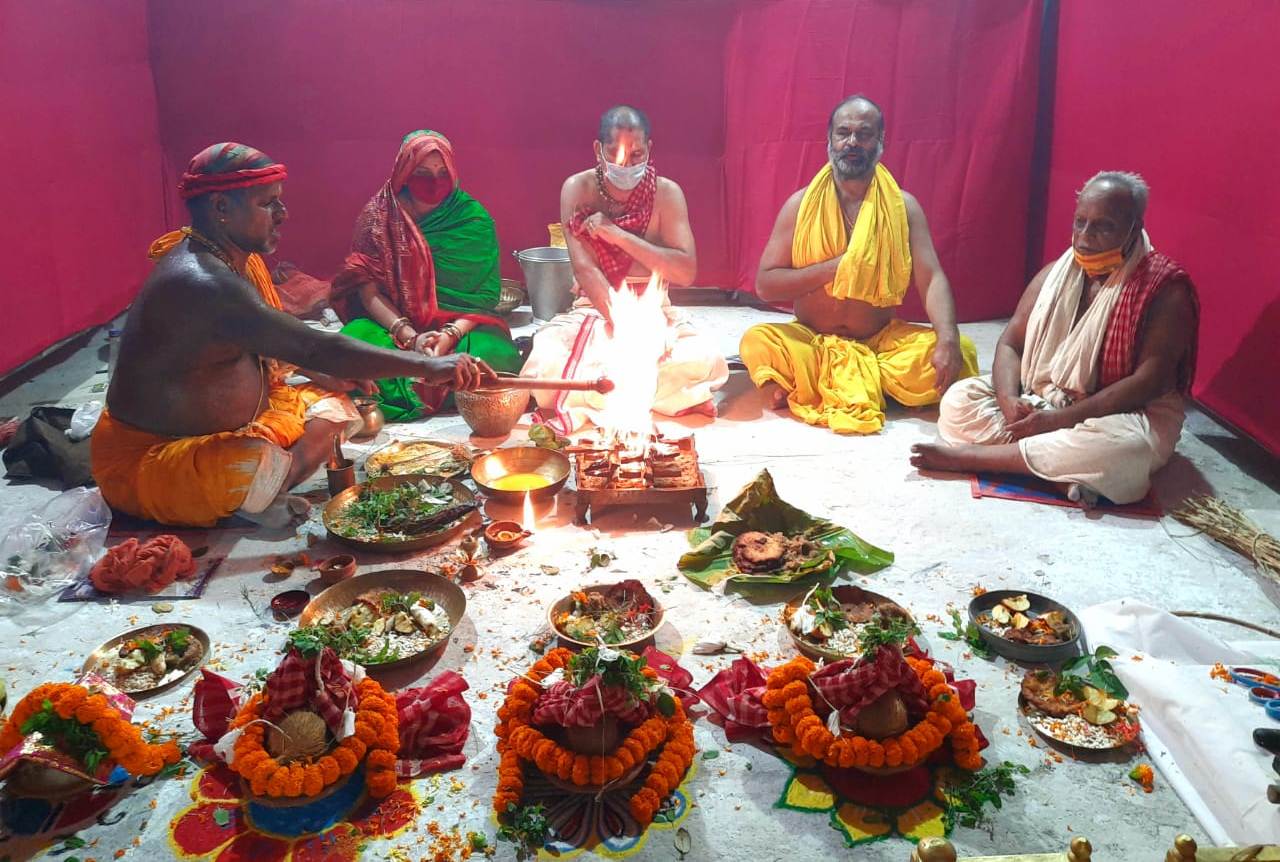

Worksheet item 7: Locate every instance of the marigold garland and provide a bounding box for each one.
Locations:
[0,682,181,776]
[493,647,696,828]
[761,655,984,772]
[227,677,400,799]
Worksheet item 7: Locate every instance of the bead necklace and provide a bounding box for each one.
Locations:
[594,164,629,214]
[182,226,243,275]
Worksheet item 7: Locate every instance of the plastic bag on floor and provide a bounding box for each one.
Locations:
[0,487,111,613]
[66,400,103,441]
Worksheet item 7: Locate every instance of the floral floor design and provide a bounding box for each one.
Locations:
[771,745,957,846]
[168,765,419,861]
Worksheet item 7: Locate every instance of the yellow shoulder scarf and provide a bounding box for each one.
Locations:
[791,162,912,307]
[147,229,282,310]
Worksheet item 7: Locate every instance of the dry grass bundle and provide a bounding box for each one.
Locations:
[1171,495,1280,580]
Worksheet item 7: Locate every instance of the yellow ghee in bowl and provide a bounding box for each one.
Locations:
[488,472,552,492]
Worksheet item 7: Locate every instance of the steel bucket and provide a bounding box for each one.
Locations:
[514,246,573,321]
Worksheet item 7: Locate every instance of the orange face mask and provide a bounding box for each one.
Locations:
[1073,245,1127,278]
[1074,222,1137,278]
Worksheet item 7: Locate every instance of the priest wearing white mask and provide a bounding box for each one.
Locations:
[522,105,728,433]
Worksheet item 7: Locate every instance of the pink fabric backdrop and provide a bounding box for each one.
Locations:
[1044,0,1280,455]
[144,0,1042,325]
[145,0,736,288]
[724,0,1044,321]
[0,0,167,374]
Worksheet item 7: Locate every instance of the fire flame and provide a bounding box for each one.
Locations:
[521,491,535,532]
[600,271,667,454]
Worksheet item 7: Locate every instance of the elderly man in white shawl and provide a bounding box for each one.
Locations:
[911,172,1199,505]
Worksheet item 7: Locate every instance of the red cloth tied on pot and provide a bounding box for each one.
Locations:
[697,658,771,741]
[810,646,930,725]
[192,669,243,742]
[641,646,698,708]
[89,535,196,594]
[394,671,471,778]
[531,676,651,728]
[261,647,353,735]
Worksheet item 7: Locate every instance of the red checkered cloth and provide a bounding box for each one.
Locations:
[567,163,657,287]
[697,658,771,741]
[641,646,698,709]
[531,675,651,728]
[262,648,354,736]
[394,671,471,779]
[810,646,930,725]
[699,651,984,746]
[192,669,244,742]
[1099,251,1199,391]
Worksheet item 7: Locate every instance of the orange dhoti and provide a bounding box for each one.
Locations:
[91,384,355,527]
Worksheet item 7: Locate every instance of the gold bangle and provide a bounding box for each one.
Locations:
[389,318,414,348]
[442,323,463,340]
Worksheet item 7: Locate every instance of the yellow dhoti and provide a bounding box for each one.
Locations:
[747,161,978,433]
[91,383,354,527]
[740,320,978,435]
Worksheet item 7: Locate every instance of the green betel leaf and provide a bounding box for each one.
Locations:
[678,469,892,588]
[656,692,676,717]
[1094,645,1119,660]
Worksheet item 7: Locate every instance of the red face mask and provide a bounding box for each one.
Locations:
[406,174,452,206]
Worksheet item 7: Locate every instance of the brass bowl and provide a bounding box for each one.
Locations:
[495,279,527,315]
[299,568,466,671]
[471,446,569,505]
[323,475,479,553]
[547,582,665,650]
[781,586,914,664]
[454,374,531,437]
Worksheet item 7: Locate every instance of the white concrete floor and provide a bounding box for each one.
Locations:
[0,303,1277,859]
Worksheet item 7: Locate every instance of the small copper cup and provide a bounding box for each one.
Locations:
[326,458,356,497]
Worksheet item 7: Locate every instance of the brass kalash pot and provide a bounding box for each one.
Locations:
[350,397,385,442]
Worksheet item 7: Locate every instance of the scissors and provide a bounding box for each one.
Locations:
[1247,686,1280,722]
[1232,668,1280,721]
[1230,667,1280,691]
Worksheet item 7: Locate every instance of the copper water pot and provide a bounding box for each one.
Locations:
[351,398,385,441]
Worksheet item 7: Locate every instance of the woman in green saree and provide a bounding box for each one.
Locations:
[331,130,520,420]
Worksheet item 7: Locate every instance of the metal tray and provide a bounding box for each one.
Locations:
[363,438,473,480]
[782,585,914,663]
[298,569,466,671]
[323,475,479,553]
[968,589,1083,663]
[81,623,211,698]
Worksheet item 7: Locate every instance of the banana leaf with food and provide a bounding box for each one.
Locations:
[678,469,893,588]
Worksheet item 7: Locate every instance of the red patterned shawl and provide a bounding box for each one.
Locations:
[1099,251,1199,392]
[567,163,658,286]
[331,132,506,334]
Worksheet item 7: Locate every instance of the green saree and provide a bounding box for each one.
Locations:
[340,187,520,421]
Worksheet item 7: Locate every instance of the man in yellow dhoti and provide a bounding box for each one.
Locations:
[741,95,978,434]
[522,106,728,433]
[911,172,1199,505]
[91,143,493,527]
